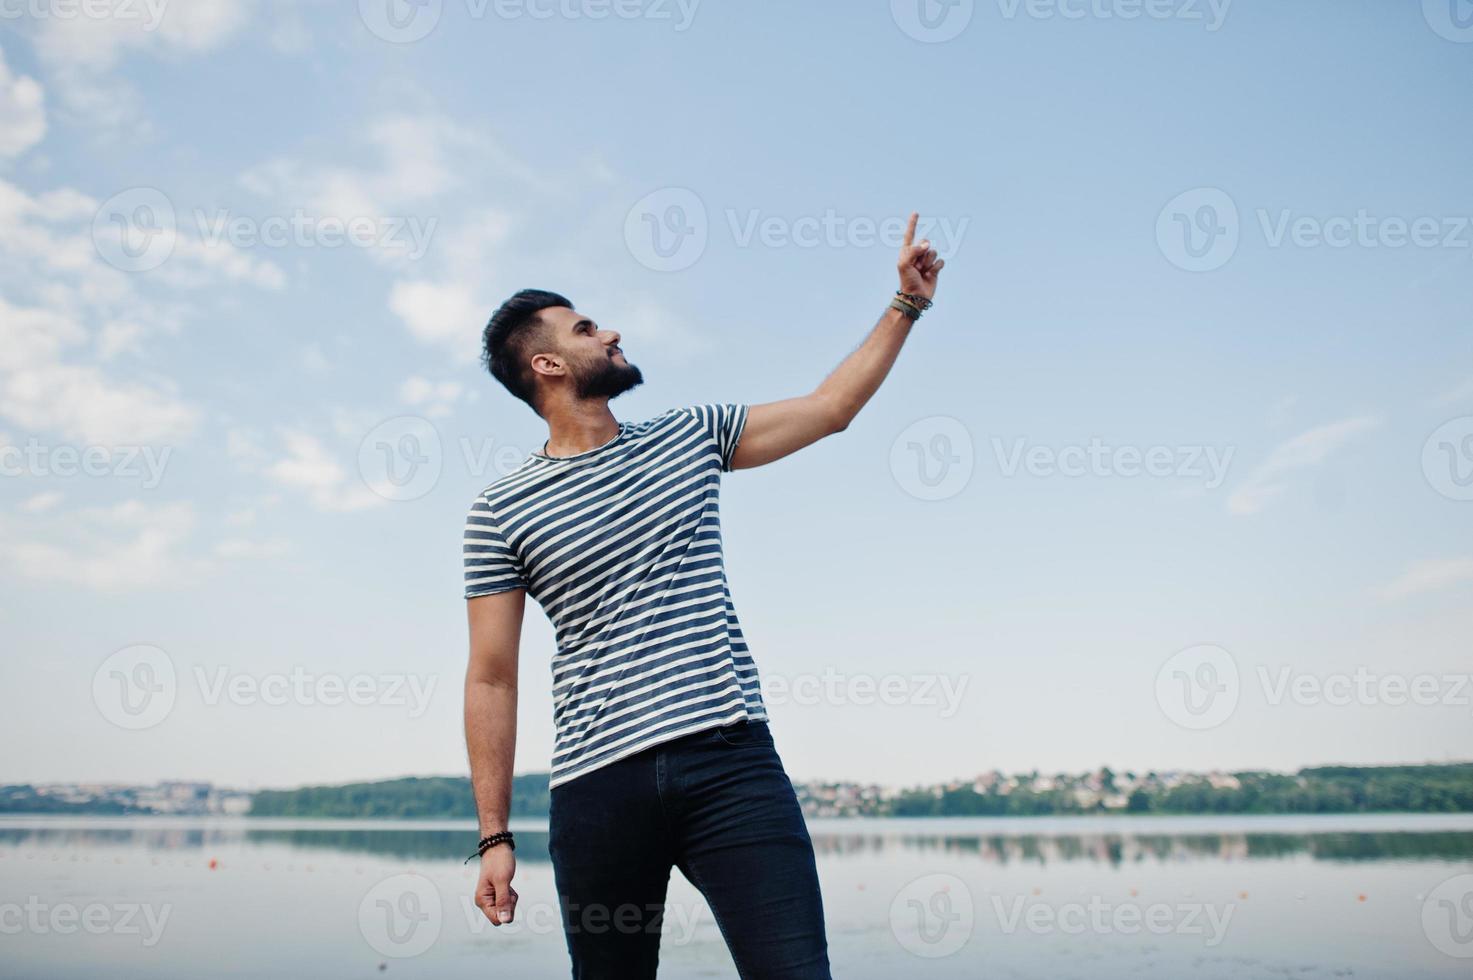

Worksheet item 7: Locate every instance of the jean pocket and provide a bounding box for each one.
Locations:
[714,720,772,748]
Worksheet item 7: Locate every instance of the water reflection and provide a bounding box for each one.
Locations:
[2,823,1469,865]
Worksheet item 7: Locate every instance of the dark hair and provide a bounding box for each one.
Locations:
[481,289,572,414]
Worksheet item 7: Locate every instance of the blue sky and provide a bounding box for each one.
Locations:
[1,0,1470,791]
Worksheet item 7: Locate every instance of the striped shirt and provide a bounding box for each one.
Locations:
[463,404,767,788]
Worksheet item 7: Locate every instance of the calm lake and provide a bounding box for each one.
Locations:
[3,813,1471,978]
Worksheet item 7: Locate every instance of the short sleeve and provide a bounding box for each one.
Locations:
[681,403,749,472]
[463,494,529,598]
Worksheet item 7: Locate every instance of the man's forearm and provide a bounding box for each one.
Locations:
[465,677,517,834]
[814,305,915,430]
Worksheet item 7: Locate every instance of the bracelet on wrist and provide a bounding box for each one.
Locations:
[889,297,922,321]
[895,290,933,311]
[464,830,516,863]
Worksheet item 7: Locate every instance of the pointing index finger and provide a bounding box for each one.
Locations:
[903,211,918,248]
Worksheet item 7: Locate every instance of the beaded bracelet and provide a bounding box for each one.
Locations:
[464,830,516,864]
[889,297,922,321]
[896,290,934,311]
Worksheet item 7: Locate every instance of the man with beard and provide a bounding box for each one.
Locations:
[463,213,944,978]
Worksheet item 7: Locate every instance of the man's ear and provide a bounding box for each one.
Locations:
[529,352,564,378]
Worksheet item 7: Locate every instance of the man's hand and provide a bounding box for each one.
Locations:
[898,211,945,300]
[474,845,518,926]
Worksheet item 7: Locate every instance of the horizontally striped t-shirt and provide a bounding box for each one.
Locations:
[463,404,767,788]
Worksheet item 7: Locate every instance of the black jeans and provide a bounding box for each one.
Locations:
[548,720,832,979]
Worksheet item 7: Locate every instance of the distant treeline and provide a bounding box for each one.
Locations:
[247,775,549,820]
[0,786,144,815]
[889,764,1473,817]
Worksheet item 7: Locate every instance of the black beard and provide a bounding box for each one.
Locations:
[575,355,644,401]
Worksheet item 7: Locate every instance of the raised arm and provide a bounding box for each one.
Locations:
[729,211,945,470]
[465,588,526,926]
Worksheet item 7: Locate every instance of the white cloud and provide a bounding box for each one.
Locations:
[1227,416,1381,516]
[29,0,252,130]
[1376,558,1473,602]
[0,45,46,158]
[19,490,63,514]
[0,498,204,591]
[215,536,291,559]
[0,295,197,445]
[390,280,482,348]
[400,375,465,418]
[264,428,382,512]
